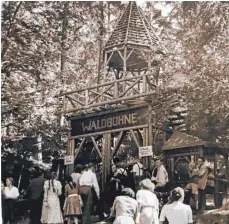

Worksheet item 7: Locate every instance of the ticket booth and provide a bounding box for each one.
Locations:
[162,131,229,207]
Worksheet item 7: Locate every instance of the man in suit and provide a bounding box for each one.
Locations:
[195,157,209,213]
[28,170,46,224]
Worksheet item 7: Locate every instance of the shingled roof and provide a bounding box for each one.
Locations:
[162,131,206,150]
[104,1,167,54]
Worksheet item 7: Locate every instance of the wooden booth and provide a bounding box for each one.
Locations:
[162,131,229,207]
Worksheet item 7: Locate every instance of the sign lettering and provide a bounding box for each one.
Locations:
[70,106,148,136]
[139,146,153,158]
[64,155,74,165]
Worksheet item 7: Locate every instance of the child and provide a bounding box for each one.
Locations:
[63,176,83,224]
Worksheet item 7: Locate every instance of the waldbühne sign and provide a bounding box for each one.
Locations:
[70,105,148,136]
[139,146,153,158]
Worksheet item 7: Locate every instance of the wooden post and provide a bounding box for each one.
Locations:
[102,133,111,193]
[123,46,127,77]
[224,153,229,186]
[114,81,118,98]
[214,152,220,208]
[66,120,74,175]
[85,89,89,105]
[142,127,149,177]
[148,104,152,170]
[170,157,174,183]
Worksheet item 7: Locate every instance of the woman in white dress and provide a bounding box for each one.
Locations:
[41,172,64,224]
[136,179,159,224]
[159,187,193,224]
[110,188,138,224]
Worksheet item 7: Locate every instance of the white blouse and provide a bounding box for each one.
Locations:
[4,186,19,199]
[136,189,159,223]
[160,201,193,224]
[136,189,159,209]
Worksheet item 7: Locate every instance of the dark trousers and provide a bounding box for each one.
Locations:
[79,186,93,224]
[30,196,43,224]
[4,199,15,223]
[198,189,206,212]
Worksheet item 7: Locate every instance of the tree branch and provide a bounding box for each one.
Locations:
[1,1,22,61]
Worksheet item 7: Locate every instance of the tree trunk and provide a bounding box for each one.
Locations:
[97,1,104,85]
[58,2,69,147]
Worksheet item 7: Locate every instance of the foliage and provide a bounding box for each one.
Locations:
[1,1,229,162]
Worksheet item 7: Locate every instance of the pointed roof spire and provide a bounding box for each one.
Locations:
[105,1,167,54]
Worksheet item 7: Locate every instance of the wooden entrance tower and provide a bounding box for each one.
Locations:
[56,2,167,192]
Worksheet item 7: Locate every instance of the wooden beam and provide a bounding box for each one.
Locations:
[126,49,134,60]
[112,131,126,157]
[69,124,148,139]
[136,130,143,146]
[56,73,156,97]
[146,76,157,91]
[106,51,114,64]
[117,49,124,60]
[56,91,156,115]
[119,78,140,98]
[125,81,140,95]
[90,136,102,159]
[85,89,89,105]
[89,85,113,104]
[130,130,141,148]
[66,95,77,107]
[102,133,111,193]
[74,137,86,159]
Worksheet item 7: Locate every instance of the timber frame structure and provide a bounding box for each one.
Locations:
[57,2,167,192]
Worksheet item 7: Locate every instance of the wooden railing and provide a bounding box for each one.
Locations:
[55,73,157,114]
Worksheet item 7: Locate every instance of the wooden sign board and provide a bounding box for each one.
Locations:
[64,155,74,165]
[139,146,153,158]
[70,105,148,136]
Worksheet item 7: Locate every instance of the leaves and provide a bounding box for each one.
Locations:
[1,1,229,159]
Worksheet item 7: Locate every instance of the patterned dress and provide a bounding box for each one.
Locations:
[41,180,63,224]
[63,187,82,217]
[110,196,138,224]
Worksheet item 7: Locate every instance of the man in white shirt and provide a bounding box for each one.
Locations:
[151,158,168,191]
[132,159,143,189]
[79,163,100,224]
[71,164,82,186]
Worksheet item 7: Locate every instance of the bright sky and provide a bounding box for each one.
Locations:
[121,1,173,17]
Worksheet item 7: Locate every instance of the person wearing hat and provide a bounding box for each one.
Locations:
[110,188,138,224]
[79,163,100,224]
[136,179,159,224]
[71,164,83,187]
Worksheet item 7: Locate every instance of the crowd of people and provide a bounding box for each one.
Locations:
[1,155,227,224]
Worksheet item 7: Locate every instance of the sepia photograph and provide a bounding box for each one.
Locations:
[1,1,229,224]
